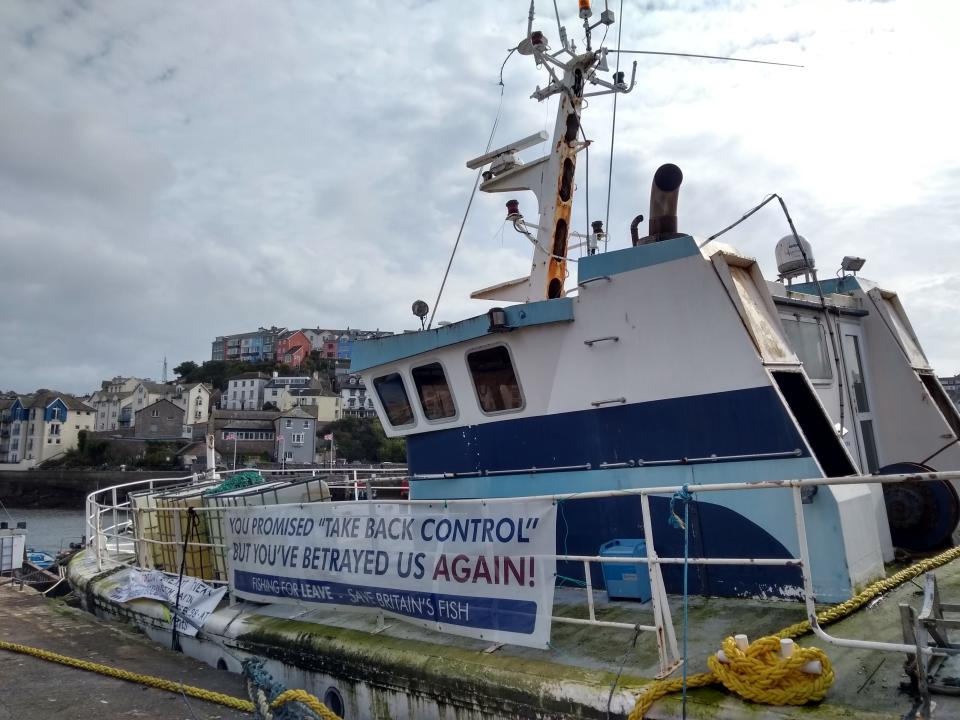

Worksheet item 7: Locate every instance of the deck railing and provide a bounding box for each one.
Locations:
[85,467,960,677]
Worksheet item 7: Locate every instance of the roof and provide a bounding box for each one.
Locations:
[178,382,213,392]
[227,372,270,381]
[19,391,96,412]
[350,298,574,372]
[213,409,278,421]
[135,399,184,417]
[276,406,314,420]
[133,381,171,394]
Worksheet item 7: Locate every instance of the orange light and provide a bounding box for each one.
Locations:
[578,0,591,9]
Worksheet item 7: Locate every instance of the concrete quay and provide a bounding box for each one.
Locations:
[0,583,251,720]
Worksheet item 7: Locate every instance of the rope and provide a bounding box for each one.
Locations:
[204,470,266,496]
[629,543,960,717]
[427,49,511,330]
[603,0,624,252]
[271,689,341,720]
[628,637,833,719]
[0,639,256,713]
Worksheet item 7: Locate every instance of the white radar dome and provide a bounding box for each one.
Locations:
[775,234,815,276]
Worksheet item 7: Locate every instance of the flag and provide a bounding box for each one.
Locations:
[323,433,333,441]
[224,432,236,441]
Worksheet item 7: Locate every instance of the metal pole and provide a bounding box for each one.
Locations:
[233,435,237,470]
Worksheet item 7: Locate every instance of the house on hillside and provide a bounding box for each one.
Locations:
[275,406,317,464]
[339,374,376,418]
[224,372,270,411]
[276,329,311,368]
[168,382,213,425]
[134,400,190,440]
[2,392,96,467]
[209,409,277,465]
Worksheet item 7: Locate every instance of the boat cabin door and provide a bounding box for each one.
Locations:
[840,323,880,473]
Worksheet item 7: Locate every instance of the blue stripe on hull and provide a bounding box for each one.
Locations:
[556,495,801,599]
[406,385,807,477]
[410,459,855,602]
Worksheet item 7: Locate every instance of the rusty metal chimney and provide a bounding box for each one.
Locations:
[636,163,683,245]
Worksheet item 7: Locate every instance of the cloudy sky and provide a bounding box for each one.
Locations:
[2,0,959,394]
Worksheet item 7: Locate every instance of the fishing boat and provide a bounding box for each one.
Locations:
[67,3,960,719]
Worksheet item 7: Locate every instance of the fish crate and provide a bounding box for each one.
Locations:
[599,538,651,602]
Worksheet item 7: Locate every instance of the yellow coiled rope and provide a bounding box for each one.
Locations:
[630,543,960,718]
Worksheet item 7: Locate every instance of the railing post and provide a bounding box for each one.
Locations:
[791,485,817,627]
[134,505,149,569]
[583,559,596,622]
[111,487,119,557]
[95,508,103,572]
[640,493,681,677]
[173,511,183,574]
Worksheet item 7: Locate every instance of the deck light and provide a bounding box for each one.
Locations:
[487,307,510,332]
[506,199,522,221]
[840,256,866,274]
[579,0,592,20]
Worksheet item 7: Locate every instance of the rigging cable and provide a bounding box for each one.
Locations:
[427,49,513,330]
[708,194,847,447]
[610,49,802,68]
[603,0,625,252]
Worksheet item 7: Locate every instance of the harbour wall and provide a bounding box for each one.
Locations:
[0,470,187,509]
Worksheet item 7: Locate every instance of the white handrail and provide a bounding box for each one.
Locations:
[83,468,960,674]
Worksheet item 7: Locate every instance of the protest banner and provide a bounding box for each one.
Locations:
[106,568,227,637]
[225,499,557,648]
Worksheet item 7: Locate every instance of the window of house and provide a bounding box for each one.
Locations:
[51,424,60,435]
[151,409,159,417]
[285,419,292,428]
[285,451,294,460]
[292,433,304,445]
[373,373,415,427]
[780,315,833,381]
[303,420,309,428]
[467,345,523,413]
[51,408,60,420]
[412,362,456,420]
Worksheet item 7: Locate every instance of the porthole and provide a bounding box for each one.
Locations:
[324,687,345,717]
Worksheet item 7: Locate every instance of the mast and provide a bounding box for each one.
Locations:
[468,1,635,304]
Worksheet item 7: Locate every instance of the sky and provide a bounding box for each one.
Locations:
[2,0,959,395]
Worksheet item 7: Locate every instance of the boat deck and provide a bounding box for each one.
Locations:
[70,549,960,719]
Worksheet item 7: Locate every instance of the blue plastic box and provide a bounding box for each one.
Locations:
[600,539,651,602]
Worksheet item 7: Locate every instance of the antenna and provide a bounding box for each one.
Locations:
[162,356,168,383]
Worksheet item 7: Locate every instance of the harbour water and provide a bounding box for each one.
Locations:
[1,506,86,553]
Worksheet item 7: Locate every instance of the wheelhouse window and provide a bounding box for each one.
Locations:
[780,315,833,381]
[373,373,415,427]
[412,363,456,420]
[467,345,523,413]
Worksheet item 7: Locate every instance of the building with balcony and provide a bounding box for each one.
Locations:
[3,392,95,467]
[211,327,286,363]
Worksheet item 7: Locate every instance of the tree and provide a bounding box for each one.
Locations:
[174,360,199,379]
[322,416,407,463]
